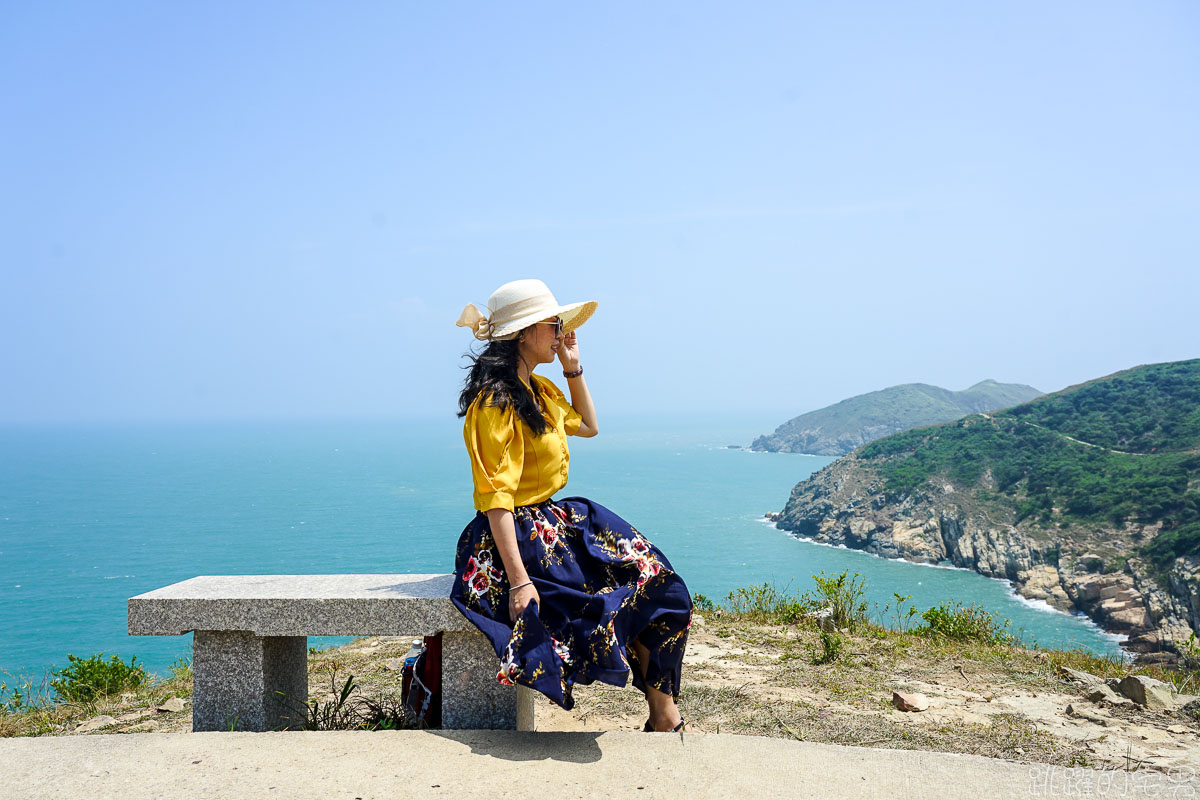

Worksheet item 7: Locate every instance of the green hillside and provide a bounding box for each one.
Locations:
[751,380,1043,455]
[1007,361,1200,453]
[858,360,1200,570]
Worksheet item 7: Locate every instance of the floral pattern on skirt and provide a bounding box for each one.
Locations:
[450,496,692,709]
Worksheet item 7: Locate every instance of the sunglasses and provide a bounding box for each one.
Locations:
[532,319,565,336]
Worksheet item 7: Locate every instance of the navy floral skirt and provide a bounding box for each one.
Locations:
[449,497,692,709]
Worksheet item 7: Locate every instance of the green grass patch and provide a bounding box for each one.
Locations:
[49,653,147,704]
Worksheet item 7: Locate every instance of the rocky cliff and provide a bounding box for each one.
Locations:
[772,455,1199,655]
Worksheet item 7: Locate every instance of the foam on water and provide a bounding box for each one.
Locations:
[756,516,1130,653]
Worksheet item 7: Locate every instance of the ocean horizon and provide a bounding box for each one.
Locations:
[0,414,1124,688]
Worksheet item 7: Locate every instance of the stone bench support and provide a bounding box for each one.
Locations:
[129,574,533,733]
[441,630,534,730]
[192,631,308,732]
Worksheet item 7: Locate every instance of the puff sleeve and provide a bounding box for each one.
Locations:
[464,396,524,513]
[539,377,583,436]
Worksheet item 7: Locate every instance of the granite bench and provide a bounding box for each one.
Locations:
[127,574,534,733]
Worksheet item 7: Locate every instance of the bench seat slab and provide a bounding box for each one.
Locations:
[130,575,535,732]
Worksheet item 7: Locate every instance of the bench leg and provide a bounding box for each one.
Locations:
[440,630,535,730]
[192,630,308,732]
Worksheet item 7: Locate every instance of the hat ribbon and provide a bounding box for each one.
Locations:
[456,304,494,340]
[456,293,557,341]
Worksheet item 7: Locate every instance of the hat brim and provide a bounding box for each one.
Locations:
[559,300,597,334]
[491,300,598,339]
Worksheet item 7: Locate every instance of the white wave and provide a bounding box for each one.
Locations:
[1004,590,1063,615]
[758,516,847,549]
[1003,584,1130,649]
[758,516,946,565]
[103,575,136,580]
[884,555,972,572]
[757,515,1131,653]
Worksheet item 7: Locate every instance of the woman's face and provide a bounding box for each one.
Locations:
[518,315,563,367]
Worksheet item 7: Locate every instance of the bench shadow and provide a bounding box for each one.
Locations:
[430,730,603,763]
[366,575,455,598]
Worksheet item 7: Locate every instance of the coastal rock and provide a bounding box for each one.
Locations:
[1061,573,1155,639]
[1084,684,1131,705]
[938,515,1037,581]
[888,519,943,563]
[156,697,186,713]
[772,454,1188,653]
[1117,675,1180,710]
[1016,565,1073,611]
[1135,651,1180,667]
[75,715,118,733]
[1065,704,1112,726]
[814,607,836,632]
[892,691,929,712]
[1058,666,1102,686]
[1166,556,1200,644]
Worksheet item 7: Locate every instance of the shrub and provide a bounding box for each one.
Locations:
[168,652,193,683]
[807,570,870,632]
[0,671,52,713]
[1180,633,1200,673]
[723,583,811,624]
[277,669,412,732]
[50,653,147,703]
[918,602,1015,645]
[879,592,922,633]
[812,629,844,665]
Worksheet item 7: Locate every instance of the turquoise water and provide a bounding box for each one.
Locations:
[0,414,1123,685]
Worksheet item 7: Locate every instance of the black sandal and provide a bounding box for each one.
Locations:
[643,717,686,733]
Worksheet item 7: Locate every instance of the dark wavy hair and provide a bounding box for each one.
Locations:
[457,338,549,436]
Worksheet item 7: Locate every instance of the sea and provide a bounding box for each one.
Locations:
[0,413,1125,687]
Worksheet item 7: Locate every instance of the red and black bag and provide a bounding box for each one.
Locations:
[402,634,442,728]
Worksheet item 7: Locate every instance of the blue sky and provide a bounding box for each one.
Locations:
[2,1,1198,424]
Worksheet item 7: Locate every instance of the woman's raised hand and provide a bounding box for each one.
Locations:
[509,583,540,622]
[558,330,580,370]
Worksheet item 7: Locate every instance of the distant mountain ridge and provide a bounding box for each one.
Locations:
[751,379,1044,455]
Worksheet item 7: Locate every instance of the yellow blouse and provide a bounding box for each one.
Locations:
[464,373,583,513]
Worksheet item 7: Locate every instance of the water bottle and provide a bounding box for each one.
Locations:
[401,638,424,702]
[403,638,424,668]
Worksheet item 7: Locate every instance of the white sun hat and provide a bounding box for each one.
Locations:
[456,279,598,342]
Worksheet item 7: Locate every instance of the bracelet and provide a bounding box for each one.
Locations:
[510,580,534,592]
[562,365,583,379]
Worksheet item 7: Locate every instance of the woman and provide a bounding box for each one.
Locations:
[451,279,691,733]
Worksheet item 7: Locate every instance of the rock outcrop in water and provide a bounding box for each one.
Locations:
[771,453,1199,654]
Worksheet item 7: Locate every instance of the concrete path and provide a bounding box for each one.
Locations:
[2,731,1195,799]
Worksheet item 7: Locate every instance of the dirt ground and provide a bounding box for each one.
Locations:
[19,617,1200,775]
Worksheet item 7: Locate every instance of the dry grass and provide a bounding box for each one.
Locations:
[0,666,193,738]
[4,619,1198,776]
[555,613,1199,771]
